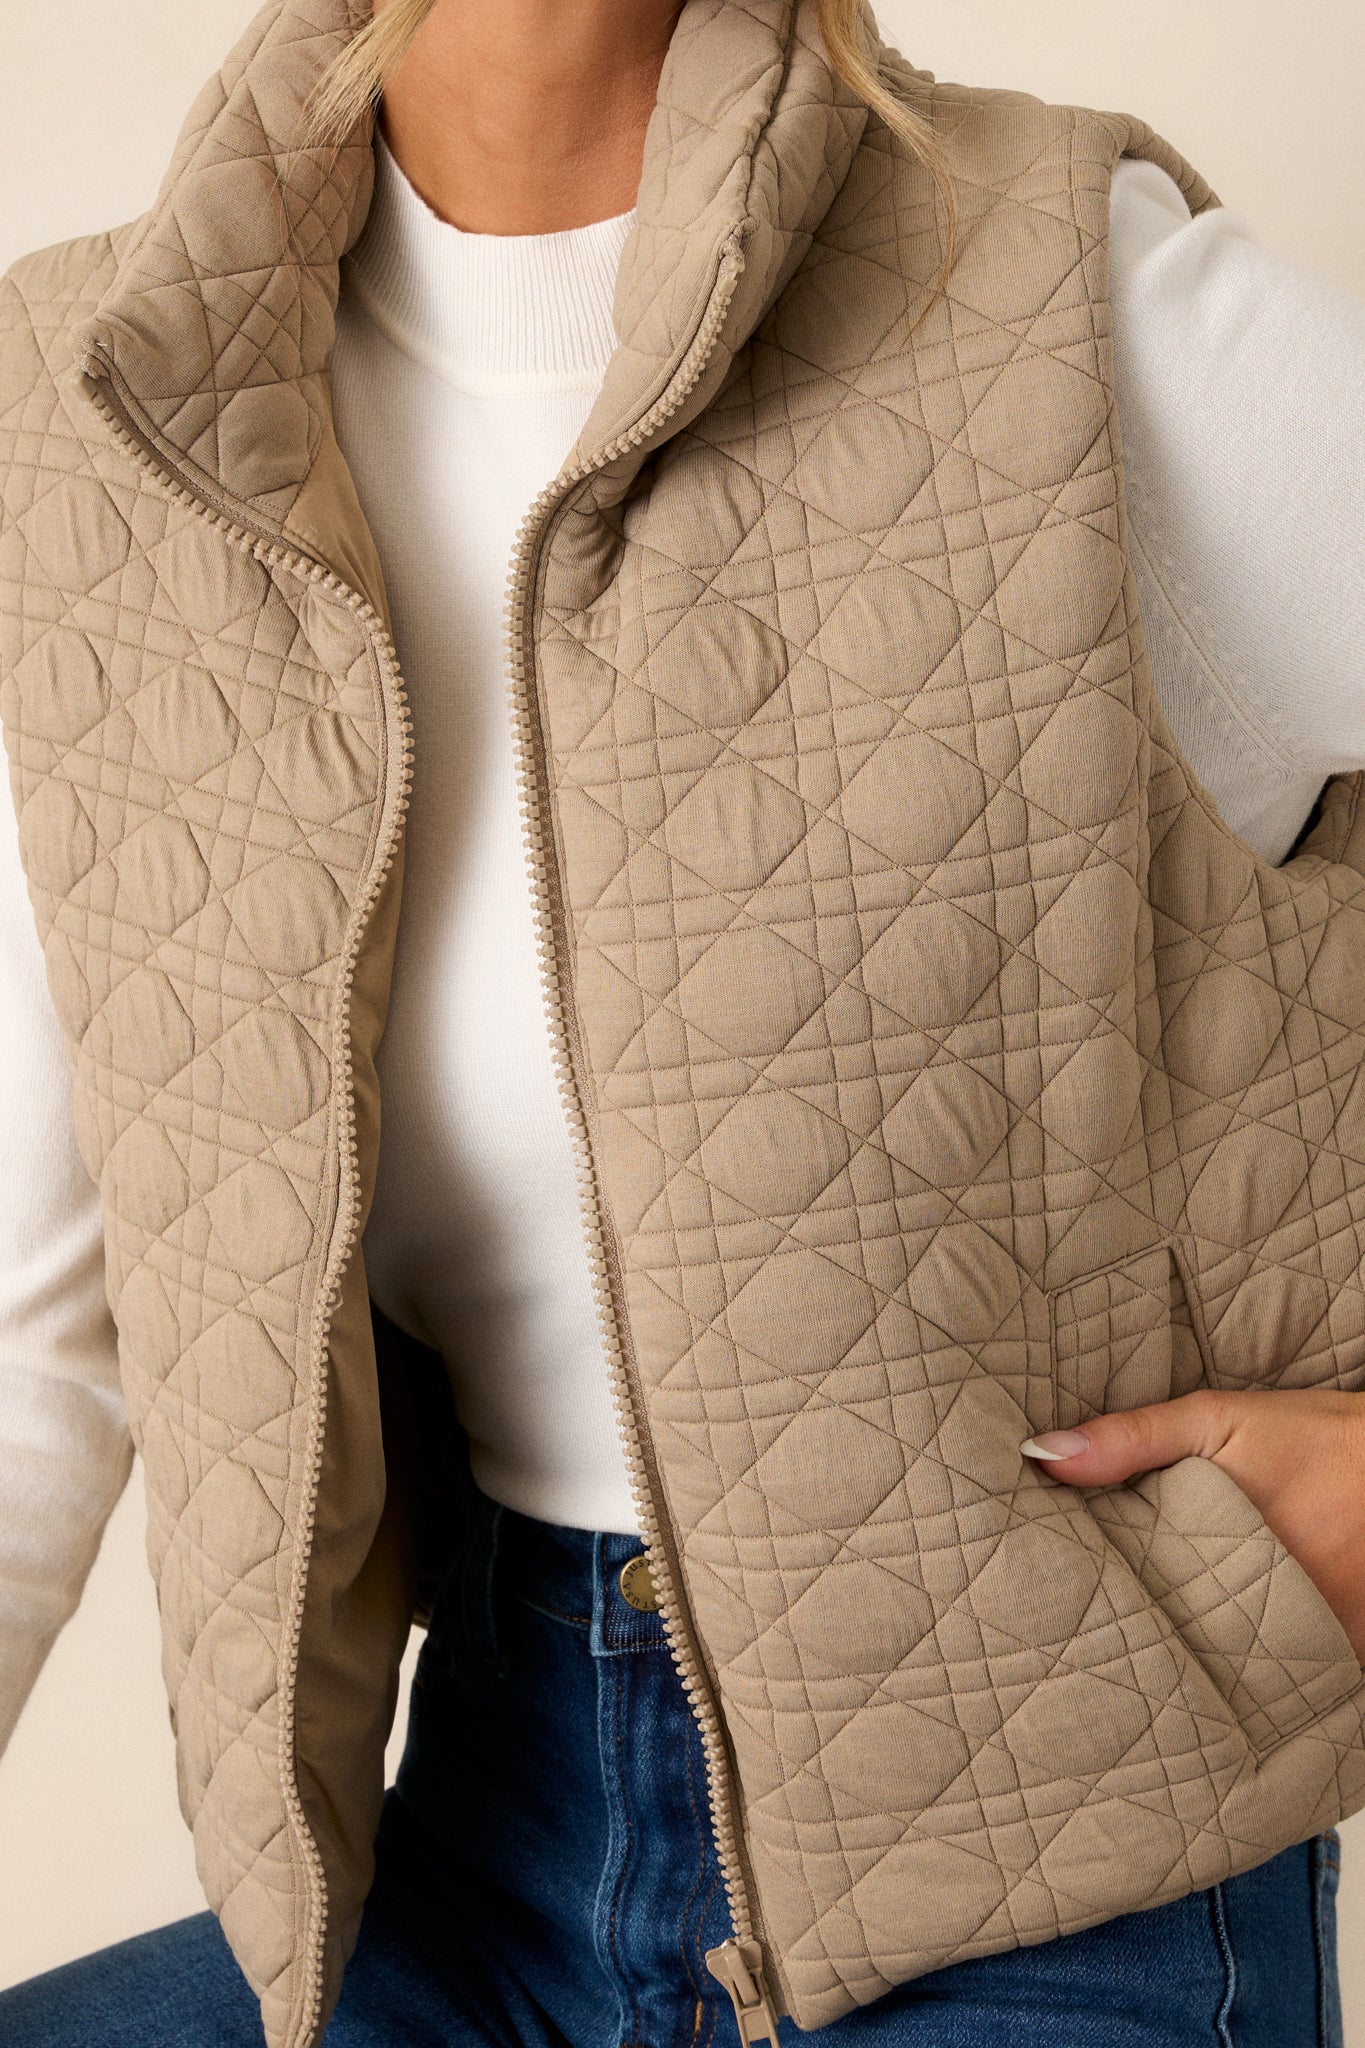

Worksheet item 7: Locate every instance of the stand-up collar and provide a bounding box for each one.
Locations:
[77,0,870,575]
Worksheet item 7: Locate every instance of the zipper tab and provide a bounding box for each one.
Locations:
[705,1938,780,2045]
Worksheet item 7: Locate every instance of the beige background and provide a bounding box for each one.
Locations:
[1,0,1363,2027]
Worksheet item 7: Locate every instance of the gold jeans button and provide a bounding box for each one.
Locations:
[618,1553,659,1612]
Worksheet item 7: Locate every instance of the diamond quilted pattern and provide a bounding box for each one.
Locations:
[532,38,1365,2032]
[0,34,403,2013]
[0,439,390,2037]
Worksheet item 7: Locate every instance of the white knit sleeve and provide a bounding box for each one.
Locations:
[0,760,131,1757]
[1110,156,1365,864]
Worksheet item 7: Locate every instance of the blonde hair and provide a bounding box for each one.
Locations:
[306,0,956,281]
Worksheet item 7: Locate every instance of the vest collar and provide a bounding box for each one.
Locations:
[77,0,869,590]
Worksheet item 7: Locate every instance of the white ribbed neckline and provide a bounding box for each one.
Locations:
[341,133,634,395]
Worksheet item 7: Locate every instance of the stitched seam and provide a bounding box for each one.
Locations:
[1210,1881,1237,2048]
[609,1663,643,2045]
[680,1679,723,2017]
[1312,1832,1341,2048]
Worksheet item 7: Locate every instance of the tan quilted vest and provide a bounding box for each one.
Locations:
[3,0,1365,2040]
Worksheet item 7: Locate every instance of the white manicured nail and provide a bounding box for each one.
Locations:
[1021,1430,1091,1462]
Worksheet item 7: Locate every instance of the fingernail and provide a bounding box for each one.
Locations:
[1021,1430,1092,1462]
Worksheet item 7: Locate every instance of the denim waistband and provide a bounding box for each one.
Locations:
[454,1486,670,1666]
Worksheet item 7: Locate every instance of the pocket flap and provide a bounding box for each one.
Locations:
[1050,1245,1174,1429]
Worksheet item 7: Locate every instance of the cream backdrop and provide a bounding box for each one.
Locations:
[1,0,1363,2025]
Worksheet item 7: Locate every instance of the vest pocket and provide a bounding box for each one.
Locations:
[1049,1246,1363,1753]
[1049,1245,1177,1428]
[1088,1458,1363,1752]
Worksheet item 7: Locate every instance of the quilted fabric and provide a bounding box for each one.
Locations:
[537,16,1365,2028]
[0,8,408,2042]
[2,1,1364,2042]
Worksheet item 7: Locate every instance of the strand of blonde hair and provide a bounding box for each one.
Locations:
[303,0,439,146]
[818,0,957,282]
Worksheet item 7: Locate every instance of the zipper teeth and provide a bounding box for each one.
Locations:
[502,239,757,1944]
[87,222,750,2007]
[84,373,416,2048]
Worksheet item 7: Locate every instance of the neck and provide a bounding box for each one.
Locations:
[377,0,682,235]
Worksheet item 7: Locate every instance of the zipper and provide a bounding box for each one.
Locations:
[704,1938,781,2046]
[85,215,769,2044]
[81,360,415,2048]
[501,230,779,2036]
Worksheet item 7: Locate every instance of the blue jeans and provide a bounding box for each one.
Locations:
[1,1486,1344,2047]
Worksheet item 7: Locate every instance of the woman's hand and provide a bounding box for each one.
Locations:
[1022,1389,1365,1660]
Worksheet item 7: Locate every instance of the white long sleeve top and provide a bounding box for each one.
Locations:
[1,139,1363,1752]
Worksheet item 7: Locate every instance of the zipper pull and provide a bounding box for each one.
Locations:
[705,1937,780,2045]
